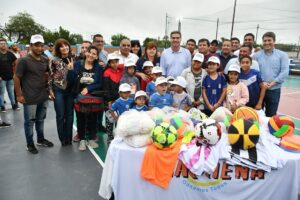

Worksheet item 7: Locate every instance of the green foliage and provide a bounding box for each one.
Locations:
[111,34,129,46]
[43,27,83,45]
[275,43,297,52]
[1,12,45,43]
[0,12,83,45]
[142,37,171,48]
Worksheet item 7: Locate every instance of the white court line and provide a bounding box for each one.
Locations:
[73,124,105,167]
[277,112,300,121]
[281,91,300,95]
[87,145,105,167]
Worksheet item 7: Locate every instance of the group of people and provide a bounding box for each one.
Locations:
[0,30,289,155]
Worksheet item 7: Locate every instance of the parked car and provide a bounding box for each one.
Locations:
[289,58,300,75]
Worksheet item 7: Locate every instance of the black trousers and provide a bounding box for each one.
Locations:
[76,111,97,140]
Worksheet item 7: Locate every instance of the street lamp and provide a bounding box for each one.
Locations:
[177,17,182,33]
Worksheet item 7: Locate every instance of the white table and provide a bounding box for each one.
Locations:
[99,139,300,200]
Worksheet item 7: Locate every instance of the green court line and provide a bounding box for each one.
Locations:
[283,76,300,89]
[94,132,108,161]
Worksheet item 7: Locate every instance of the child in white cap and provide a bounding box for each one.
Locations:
[132,90,148,111]
[106,83,134,144]
[149,77,173,109]
[146,66,163,96]
[170,76,193,111]
[202,56,227,116]
[120,59,140,98]
[140,61,154,91]
[224,64,249,113]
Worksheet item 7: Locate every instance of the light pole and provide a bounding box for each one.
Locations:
[230,0,237,38]
[177,17,182,33]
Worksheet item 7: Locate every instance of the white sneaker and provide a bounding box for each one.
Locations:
[88,140,99,148]
[78,140,87,151]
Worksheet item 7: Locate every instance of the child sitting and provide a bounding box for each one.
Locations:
[170,76,193,112]
[239,55,266,110]
[149,77,173,109]
[120,60,141,98]
[140,61,154,91]
[132,90,149,111]
[146,66,163,96]
[202,56,227,116]
[223,64,249,113]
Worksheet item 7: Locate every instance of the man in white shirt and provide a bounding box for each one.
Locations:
[113,39,139,65]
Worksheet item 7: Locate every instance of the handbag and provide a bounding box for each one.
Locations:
[74,94,104,113]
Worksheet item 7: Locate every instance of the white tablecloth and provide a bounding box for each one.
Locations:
[99,138,300,200]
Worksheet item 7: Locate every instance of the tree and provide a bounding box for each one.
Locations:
[143,37,157,47]
[43,27,83,45]
[1,12,44,44]
[111,34,129,46]
[142,37,171,48]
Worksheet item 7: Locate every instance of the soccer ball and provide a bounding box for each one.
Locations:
[195,119,222,145]
[151,122,178,149]
[188,108,207,122]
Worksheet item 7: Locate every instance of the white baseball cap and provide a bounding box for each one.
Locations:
[155,77,168,86]
[193,53,204,63]
[30,34,44,44]
[107,53,120,61]
[170,76,187,88]
[142,61,154,69]
[152,66,163,74]
[228,64,241,73]
[134,90,147,100]
[119,83,131,92]
[125,60,136,67]
[207,56,220,65]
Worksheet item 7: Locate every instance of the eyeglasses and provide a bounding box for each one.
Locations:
[95,40,104,43]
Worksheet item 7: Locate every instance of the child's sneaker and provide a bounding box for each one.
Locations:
[88,140,99,148]
[73,133,80,142]
[78,140,87,151]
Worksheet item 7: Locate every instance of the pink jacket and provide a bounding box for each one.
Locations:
[224,82,249,111]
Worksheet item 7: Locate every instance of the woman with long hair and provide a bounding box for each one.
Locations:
[49,38,75,146]
[73,46,103,151]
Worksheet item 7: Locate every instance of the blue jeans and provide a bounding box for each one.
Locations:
[53,87,74,143]
[23,100,48,145]
[0,79,16,107]
[263,88,281,117]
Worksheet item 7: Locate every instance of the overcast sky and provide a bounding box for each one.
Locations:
[1,0,300,45]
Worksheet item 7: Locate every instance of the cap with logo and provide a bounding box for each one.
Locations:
[193,53,204,63]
